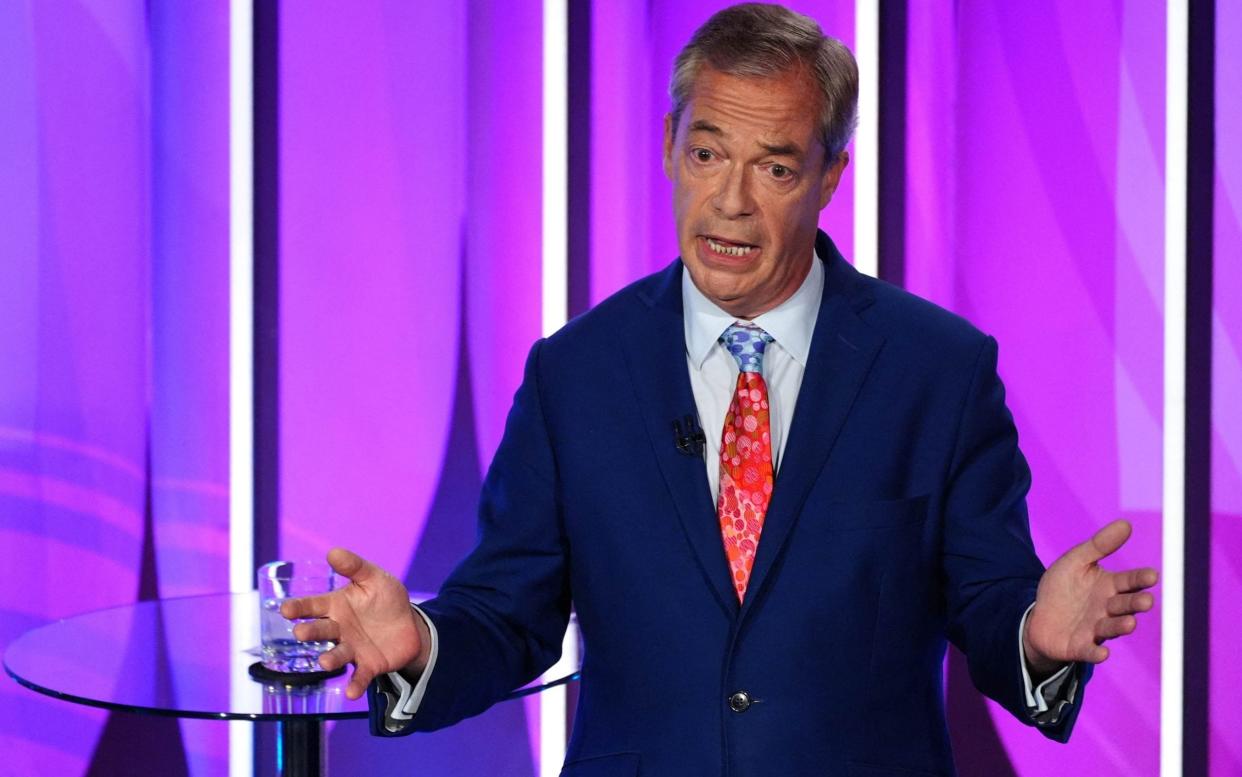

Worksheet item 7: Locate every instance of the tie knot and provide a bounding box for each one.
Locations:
[719,323,774,373]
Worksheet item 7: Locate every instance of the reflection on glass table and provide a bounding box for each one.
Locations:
[3,591,580,776]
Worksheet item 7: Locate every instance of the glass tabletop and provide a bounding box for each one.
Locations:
[3,591,578,722]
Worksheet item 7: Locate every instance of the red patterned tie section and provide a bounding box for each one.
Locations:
[717,323,775,602]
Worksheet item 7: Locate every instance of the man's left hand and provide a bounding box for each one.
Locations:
[1023,519,1158,677]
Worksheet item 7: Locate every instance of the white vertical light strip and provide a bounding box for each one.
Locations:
[229,0,255,775]
[542,0,568,338]
[229,0,255,601]
[1161,1,1187,776]
[540,0,569,773]
[852,0,879,278]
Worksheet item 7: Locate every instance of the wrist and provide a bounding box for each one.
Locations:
[1022,618,1064,680]
[405,603,433,675]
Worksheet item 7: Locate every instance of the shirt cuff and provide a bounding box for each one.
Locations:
[1018,603,1078,724]
[381,602,439,732]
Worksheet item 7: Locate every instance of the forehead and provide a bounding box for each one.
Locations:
[679,66,821,148]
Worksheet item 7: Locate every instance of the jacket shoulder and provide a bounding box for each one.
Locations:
[860,275,988,349]
[542,262,677,354]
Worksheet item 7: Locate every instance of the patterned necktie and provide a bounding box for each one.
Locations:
[717,323,775,602]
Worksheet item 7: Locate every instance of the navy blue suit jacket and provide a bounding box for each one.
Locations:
[373,233,1089,776]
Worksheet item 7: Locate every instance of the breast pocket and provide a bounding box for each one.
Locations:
[826,494,930,532]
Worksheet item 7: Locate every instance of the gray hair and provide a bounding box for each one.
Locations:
[669,3,859,162]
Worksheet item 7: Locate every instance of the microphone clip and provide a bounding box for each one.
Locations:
[672,414,706,457]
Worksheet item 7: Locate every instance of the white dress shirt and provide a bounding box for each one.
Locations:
[386,250,1074,725]
[683,249,824,505]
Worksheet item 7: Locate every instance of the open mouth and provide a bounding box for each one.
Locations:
[702,236,758,258]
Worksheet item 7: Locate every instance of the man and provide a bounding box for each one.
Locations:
[283,5,1158,775]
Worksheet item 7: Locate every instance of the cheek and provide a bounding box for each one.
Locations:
[771,197,818,236]
[674,191,706,230]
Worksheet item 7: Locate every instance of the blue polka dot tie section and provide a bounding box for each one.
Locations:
[720,323,775,372]
[716,322,775,602]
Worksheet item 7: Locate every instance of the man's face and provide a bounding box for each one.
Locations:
[664,66,848,319]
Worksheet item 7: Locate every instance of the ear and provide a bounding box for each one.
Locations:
[817,150,849,209]
[663,113,676,181]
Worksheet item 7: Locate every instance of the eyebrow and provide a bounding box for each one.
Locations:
[758,141,802,157]
[687,120,723,136]
[686,121,803,158]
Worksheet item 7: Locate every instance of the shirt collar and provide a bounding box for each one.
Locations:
[682,249,824,370]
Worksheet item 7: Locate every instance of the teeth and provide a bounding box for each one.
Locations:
[706,238,754,257]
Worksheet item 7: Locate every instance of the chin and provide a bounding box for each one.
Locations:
[701,282,759,314]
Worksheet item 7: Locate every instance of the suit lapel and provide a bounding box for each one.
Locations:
[740,235,885,620]
[620,261,736,617]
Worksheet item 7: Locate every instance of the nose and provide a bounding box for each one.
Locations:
[710,163,756,219]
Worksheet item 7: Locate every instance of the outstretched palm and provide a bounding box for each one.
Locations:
[281,548,426,699]
[1023,520,1158,675]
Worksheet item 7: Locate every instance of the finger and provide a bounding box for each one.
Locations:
[1069,519,1132,565]
[1106,591,1154,617]
[317,641,354,673]
[1094,614,1137,643]
[280,593,335,620]
[1115,567,1160,594]
[293,618,341,643]
[346,663,376,700]
[326,547,382,586]
[1086,644,1110,664]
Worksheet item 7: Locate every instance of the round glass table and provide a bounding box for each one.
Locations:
[3,591,579,776]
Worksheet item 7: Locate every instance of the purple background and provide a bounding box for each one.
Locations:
[0,2,229,775]
[1211,1,1242,775]
[906,3,1166,774]
[0,2,1234,776]
[277,2,544,773]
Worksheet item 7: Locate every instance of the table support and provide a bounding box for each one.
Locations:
[278,719,326,777]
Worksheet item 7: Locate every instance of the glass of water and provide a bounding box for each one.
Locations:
[257,560,340,673]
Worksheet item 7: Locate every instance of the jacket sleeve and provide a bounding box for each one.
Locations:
[941,335,1092,743]
[369,338,571,735]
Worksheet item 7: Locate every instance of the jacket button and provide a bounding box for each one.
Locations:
[728,691,752,713]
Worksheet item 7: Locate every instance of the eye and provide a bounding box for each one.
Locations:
[770,164,791,179]
[692,148,715,163]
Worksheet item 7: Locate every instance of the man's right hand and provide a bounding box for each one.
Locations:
[280,547,429,700]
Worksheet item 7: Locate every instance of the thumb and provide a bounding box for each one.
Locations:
[326,547,378,584]
[1069,519,1132,565]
